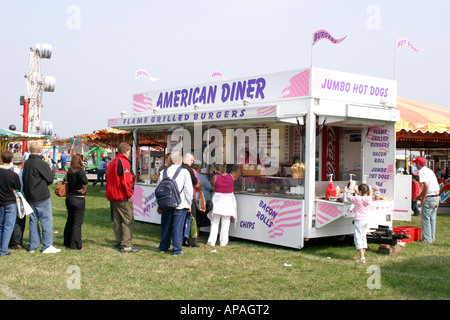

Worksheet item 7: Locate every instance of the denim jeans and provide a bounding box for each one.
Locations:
[28,197,54,251]
[159,208,187,255]
[412,200,420,216]
[0,203,17,256]
[421,196,439,243]
[93,169,105,186]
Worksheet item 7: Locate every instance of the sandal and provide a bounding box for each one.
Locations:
[355,257,366,263]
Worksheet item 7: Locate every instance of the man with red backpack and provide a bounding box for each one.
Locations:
[106,142,139,253]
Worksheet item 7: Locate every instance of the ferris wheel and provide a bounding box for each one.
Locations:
[23,43,55,135]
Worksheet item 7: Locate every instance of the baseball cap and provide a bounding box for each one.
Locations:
[412,157,426,165]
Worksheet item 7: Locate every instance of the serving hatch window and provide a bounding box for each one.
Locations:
[134,130,167,184]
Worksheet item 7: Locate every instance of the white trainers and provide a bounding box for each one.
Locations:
[42,245,61,254]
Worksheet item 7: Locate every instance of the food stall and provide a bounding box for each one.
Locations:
[107,67,405,249]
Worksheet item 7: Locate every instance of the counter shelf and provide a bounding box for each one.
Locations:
[235,175,305,199]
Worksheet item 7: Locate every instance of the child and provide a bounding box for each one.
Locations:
[411,175,421,216]
[348,183,372,263]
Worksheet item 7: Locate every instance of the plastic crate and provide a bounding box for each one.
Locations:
[393,226,421,243]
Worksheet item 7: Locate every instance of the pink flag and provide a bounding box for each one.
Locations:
[135,69,160,81]
[210,70,226,80]
[312,29,347,45]
[395,38,425,52]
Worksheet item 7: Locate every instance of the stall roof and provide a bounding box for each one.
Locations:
[51,128,166,149]
[0,128,52,141]
[396,97,450,133]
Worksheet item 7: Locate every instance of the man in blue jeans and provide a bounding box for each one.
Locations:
[0,150,21,257]
[23,142,61,253]
[412,157,440,243]
[156,152,193,255]
[93,157,107,187]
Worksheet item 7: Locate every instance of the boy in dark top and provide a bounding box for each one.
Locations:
[0,150,21,257]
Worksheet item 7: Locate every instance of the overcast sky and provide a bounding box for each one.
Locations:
[0,0,449,139]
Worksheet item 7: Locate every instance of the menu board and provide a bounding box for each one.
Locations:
[363,124,396,199]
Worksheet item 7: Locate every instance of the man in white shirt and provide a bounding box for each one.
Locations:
[412,157,440,243]
[156,152,193,255]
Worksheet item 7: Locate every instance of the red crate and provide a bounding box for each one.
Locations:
[393,226,421,243]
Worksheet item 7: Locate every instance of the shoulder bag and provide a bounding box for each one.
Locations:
[55,176,68,197]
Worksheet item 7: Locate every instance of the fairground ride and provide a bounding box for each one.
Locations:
[20,43,55,152]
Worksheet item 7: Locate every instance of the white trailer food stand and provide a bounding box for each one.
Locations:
[108,67,408,249]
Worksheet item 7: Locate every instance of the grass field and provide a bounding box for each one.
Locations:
[1,184,449,301]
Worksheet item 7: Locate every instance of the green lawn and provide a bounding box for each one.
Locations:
[1,185,449,300]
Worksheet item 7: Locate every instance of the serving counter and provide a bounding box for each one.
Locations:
[234,175,305,199]
[309,198,394,239]
[132,174,394,249]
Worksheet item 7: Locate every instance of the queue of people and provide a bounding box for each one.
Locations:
[0,142,243,256]
[0,142,61,256]
[154,152,242,255]
[0,147,441,260]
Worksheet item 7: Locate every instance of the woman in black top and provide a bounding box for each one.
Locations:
[64,154,88,250]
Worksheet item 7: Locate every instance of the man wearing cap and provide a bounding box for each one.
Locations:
[412,157,440,243]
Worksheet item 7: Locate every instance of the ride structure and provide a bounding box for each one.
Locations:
[21,43,55,153]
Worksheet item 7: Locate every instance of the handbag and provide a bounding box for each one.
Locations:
[55,177,68,197]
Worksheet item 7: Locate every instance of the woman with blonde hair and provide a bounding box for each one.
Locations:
[207,164,241,247]
[64,154,88,250]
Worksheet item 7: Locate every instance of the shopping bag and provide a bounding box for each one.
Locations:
[195,189,206,212]
[184,213,191,238]
[190,214,198,238]
[14,190,33,219]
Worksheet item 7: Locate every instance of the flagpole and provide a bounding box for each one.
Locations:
[133,71,136,95]
[393,40,397,80]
